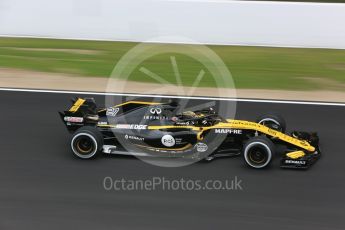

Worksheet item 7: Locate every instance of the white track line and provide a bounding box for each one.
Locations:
[0,87,344,107]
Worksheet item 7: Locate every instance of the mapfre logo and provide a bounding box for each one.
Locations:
[150,107,162,115]
[215,129,242,134]
[161,135,175,147]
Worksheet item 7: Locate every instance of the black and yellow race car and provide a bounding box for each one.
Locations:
[59,98,321,169]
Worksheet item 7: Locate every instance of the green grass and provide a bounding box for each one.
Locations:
[1,37,345,90]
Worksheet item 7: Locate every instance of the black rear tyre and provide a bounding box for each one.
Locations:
[71,126,103,159]
[243,136,275,169]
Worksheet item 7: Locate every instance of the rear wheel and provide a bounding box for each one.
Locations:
[71,126,103,159]
[243,136,275,169]
[256,113,286,133]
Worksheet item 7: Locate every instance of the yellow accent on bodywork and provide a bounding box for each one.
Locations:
[69,98,85,113]
[197,132,204,141]
[286,151,305,159]
[98,101,162,112]
[148,125,200,131]
[147,119,315,152]
[97,124,115,128]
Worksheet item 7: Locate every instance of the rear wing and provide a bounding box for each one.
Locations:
[59,97,98,132]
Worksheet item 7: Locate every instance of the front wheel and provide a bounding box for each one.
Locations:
[70,126,103,159]
[243,136,275,169]
[256,113,286,133]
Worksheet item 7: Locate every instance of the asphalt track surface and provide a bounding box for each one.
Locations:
[0,90,345,230]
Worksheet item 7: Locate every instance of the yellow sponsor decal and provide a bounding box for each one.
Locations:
[286,150,305,159]
[69,98,85,113]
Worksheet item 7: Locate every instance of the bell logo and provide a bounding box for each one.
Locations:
[161,135,175,147]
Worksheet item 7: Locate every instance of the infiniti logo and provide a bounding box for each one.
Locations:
[150,107,162,115]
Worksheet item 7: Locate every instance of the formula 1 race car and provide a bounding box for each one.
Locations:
[59,98,321,169]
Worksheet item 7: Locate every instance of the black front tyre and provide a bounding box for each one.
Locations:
[70,126,103,159]
[243,136,275,169]
[256,113,286,133]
